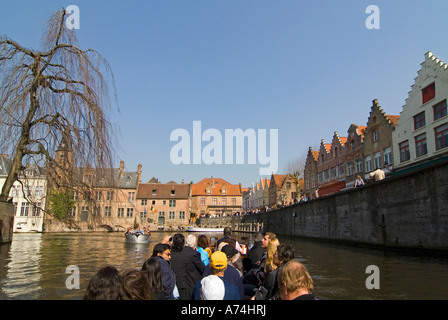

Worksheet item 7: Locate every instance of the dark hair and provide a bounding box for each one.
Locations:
[83,266,125,300]
[142,257,164,293]
[151,243,171,257]
[197,234,209,249]
[171,233,185,252]
[223,226,232,237]
[276,244,295,263]
[122,269,153,300]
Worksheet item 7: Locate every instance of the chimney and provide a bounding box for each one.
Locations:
[119,160,124,178]
[137,164,142,183]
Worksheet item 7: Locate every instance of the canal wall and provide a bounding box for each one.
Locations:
[198,156,448,252]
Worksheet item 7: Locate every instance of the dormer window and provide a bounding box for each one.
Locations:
[152,189,157,195]
[171,190,175,196]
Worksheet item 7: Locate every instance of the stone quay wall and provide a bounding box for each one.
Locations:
[199,156,448,252]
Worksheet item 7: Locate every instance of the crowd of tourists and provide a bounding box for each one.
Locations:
[83,227,318,300]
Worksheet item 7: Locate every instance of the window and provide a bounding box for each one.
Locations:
[81,206,89,221]
[200,198,205,206]
[104,206,111,217]
[20,202,29,217]
[384,147,392,166]
[399,140,410,162]
[169,199,176,208]
[32,203,41,217]
[355,158,363,173]
[324,170,329,182]
[126,208,133,217]
[422,82,435,104]
[152,189,157,195]
[373,129,379,142]
[179,211,186,220]
[337,165,344,179]
[365,156,372,172]
[69,207,76,217]
[141,199,147,205]
[117,207,124,218]
[107,191,114,201]
[171,190,175,196]
[351,140,355,151]
[128,192,135,201]
[434,100,447,121]
[95,191,102,201]
[169,211,175,219]
[35,185,44,198]
[231,198,236,205]
[414,111,426,130]
[415,133,428,157]
[374,152,381,169]
[158,211,165,218]
[347,162,354,176]
[435,123,448,150]
[222,198,227,206]
[212,198,217,205]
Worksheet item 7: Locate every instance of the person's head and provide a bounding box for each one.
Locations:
[84,266,125,300]
[197,234,209,249]
[221,244,239,264]
[278,260,314,300]
[254,232,264,243]
[152,243,171,261]
[185,234,197,248]
[261,232,276,249]
[141,256,164,292]
[171,233,185,252]
[223,226,232,237]
[274,244,295,267]
[265,237,280,273]
[200,275,225,300]
[210,251,227,275]
[122,269,153,300]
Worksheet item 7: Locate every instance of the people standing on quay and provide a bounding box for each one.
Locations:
[370,167,385,181]
[170,234,205,300]
[84,266,126,300]
[354,175,365,188]
[151,243,177,300]
[192,251,241,300]
[141,256,166,300]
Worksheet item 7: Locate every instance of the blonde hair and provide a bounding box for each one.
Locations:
[278,260,314,294]
[265,237,280,273]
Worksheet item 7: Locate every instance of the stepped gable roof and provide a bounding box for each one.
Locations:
[271,174,288,189]
[332,131,347,147]
[191,177,241,196]
[385,115,400,126]
[369,99,400,127]
[137,182,190,199]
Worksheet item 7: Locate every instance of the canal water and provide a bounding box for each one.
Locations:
[0,232,447,300]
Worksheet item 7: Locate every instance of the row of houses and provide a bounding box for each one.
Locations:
[302,51,448,198]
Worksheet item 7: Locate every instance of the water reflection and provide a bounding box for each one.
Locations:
[1,232,447,300]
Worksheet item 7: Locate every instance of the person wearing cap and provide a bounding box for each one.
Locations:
[191,251,241,300]
[202,244,244,299]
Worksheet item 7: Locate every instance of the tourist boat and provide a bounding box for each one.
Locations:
[187,226,224,233]
[125,232,150,244]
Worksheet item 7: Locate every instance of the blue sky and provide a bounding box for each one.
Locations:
[1,0,448,187]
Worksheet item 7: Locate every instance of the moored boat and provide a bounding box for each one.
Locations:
[187,226,224,232]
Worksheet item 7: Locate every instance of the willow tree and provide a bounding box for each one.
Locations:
[0,9,118,203]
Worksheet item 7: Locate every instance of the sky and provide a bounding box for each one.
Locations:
[1,0,448,187]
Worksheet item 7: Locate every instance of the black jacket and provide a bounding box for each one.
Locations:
[170,246,205,300]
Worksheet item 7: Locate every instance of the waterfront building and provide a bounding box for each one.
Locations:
[363,99,399,179]
[316,132,348,197]
[136,180,191,230]
[0,156,47,232]
[343,124,366,188]
[393,51,448,168]
[190,177,242,218]
[268,173,298,207]
[303,147,319,199]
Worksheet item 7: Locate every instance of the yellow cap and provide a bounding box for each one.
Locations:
[210,251,227,270]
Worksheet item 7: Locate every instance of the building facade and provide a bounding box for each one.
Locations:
[393,51,448,168]
[191,177,242,218]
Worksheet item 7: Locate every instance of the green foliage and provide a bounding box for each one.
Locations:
[49,190,75,220]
